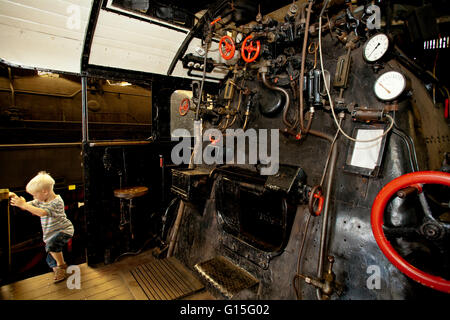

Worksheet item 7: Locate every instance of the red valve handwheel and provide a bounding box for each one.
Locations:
[179,98,190,116]
[241,35,261,63]
[209,133,221,145]
[219,35,236,60]
[371,171,450,293]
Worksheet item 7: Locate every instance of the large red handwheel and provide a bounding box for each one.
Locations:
[179,98,190,116]
[241,34,261,63]
[371,171,450,293]
[219,35,236,60]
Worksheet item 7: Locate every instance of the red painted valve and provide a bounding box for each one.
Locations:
[219,35,236,60]
[179,98,190,116]
[309,185,324,216]
[371,171,450,293]
[241,34,261,63]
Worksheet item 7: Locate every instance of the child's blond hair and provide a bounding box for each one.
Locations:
[26,171,55,194]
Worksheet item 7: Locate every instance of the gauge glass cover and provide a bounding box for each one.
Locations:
[374,71,406,101]
[364,33,389,62]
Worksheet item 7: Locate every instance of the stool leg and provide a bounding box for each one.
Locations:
[129,199,134,240]
[119,198,128,230]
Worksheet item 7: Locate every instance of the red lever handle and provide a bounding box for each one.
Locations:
[309,185,324,216]
[445,98,449,119]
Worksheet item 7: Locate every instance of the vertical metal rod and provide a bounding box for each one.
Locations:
[1,189,11,273]
[8,68,15,107]
[160,155,165,205]
[81,76,89,143]
[7,198,11,273]
[316,141,338,300]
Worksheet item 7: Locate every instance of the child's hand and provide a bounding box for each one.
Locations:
[10,196,26,209]
[9,192,17,198]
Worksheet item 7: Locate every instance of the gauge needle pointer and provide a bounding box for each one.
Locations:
[368,43,380,58]
[378,82,391,93]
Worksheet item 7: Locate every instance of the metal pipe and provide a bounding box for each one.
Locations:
[392,126,419,172]
[166,0,230,76]
[0,88,81,98]
[0,87,150,98]
[195,43,209,121]
[21,119,150,126]
[261,72,292,128]
[299,1,314,132]
[0,190,12,273]
[81,76,89,143]
[167,201,185,257]
[8,67,15,107]
[315,138,338,300]
[88,140,152,147]
[0,142,81,149]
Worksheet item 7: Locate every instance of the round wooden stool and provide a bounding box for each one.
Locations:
[114,186,148,200]
[114,186,148,238]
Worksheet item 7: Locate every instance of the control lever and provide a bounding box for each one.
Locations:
[297,256,344,299]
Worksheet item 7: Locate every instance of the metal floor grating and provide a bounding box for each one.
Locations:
[129,257,204,300]
[194,256,259,299]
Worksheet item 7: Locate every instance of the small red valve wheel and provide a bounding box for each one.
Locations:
[219,35,236,60]
[241,34,261,63]
[371,171,450,293]
[309,185,324,216]
[209,134,221,145]
[179,98,190,116]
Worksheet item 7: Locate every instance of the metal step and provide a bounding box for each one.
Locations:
[194,256,259,299]
[129,257,204,300]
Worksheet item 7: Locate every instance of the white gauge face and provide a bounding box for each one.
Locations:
[374,71,406,101]
[363,33,389,62]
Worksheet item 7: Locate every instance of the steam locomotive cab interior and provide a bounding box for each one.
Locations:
[0,0,449,301]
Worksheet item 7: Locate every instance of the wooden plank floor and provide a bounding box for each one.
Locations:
[0,250,215,300]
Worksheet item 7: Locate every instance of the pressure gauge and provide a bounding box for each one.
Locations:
[373,71,407,101]
[363,33,390,62]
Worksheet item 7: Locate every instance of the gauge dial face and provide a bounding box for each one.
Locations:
[363,33,389,62]
[374,71,406,101]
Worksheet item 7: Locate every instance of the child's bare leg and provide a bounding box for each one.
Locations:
[49,251,66,267]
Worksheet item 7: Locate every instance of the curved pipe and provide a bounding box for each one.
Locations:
[261,72,293,128]
[167,0,231,76]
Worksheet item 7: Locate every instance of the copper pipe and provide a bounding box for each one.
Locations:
[308,129,333,143]
[243,114,249,130]
[299,1,314,132]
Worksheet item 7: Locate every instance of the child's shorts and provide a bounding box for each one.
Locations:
[45,232,72,268]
